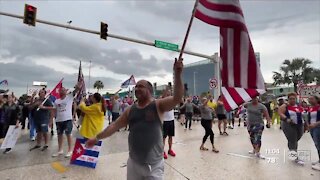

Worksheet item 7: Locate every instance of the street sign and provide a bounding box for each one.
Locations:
[209,78,218,89]
[155,40,179,52]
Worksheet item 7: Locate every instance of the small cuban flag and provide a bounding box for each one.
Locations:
[70,138,102,169]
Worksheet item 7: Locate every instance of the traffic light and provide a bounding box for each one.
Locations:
[153,83,157,91]
[100,22,108,40]
[23,4,37,26]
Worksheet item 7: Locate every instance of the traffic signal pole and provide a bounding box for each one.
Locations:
[0,11,216,62]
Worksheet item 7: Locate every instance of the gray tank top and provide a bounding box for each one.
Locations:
[128,101,163,164]
[216,103,225,115]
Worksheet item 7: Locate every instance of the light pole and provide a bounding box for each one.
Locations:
[193,71,197,95]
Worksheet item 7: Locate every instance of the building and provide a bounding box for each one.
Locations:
[182,57,218,96]
[255,52,260,67]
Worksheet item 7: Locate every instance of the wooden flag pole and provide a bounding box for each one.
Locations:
[178,0,199,60]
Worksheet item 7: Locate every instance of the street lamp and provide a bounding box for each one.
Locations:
[193,71,197,95]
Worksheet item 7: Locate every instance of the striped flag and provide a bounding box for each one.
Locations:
[0,80,8,86]
[195,0,265,111]
[76,61,86,104]
[70,138,102,168]
[121,75,136,88]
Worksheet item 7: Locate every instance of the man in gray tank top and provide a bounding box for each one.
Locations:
[86,58,184,180]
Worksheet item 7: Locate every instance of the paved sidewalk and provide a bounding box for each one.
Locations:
[0,119,319,180]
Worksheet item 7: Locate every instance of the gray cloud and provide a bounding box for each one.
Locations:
[0,25,172,77]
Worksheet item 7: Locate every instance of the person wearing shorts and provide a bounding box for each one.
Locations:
[29,89,53,152]
[162,89,176,159]
[51,86,79,158]
[216,96,228,135]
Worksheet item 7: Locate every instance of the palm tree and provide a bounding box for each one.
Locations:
[93,80,104,92]
[272,58,316,92]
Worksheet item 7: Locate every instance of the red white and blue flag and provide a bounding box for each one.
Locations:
[195,0,266,111]
[121,75,136,88]
[50,79,63,99]
[70,138,102,169]
[76,61,86,104]
[0,80,8,86]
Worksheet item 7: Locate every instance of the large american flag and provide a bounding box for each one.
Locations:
[195,0,265,111]
[76,61,86,104]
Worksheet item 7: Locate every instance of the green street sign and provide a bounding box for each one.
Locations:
[155,40,179,52]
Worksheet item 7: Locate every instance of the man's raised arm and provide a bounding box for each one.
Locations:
[158,58,184,113]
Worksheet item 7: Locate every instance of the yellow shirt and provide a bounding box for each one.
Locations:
[207,100,217,110]
[79,102,104,138]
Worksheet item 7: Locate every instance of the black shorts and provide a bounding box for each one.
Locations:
[217,114,227,120]
[163,120,175,138]
[56,120,73,135]
[34,121,49,133]
[112,112,120,122]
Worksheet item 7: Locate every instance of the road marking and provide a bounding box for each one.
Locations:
[226,153,255,159]
[51,162,67,173]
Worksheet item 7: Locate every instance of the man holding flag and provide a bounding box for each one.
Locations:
[86,58,184,179]
[29,88,54,151]
[51,82,81,158]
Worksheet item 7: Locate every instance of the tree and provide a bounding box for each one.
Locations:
[272,58,316,92]
[93,80,104,92]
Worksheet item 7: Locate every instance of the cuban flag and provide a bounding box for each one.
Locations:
[121,75,136,88]
[70,138,102,169]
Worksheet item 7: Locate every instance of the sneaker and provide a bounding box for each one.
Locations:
[288,151,298,161]
[168,149,176,157]
[52,151,64,157]
[255,153,265,159]
[312,163,320,171]
[312,161,320,165]
[248,150,255,154]
[295,159,305,166]
[41,145,49,151]
[31,137,36,141]
[163,152,168,159]
[3,148,12,154]
[29,145,41,151]
[65,151,73,158]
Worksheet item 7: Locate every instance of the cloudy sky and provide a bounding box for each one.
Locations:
[0,0,319,96]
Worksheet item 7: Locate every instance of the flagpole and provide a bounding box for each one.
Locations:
[178,0,199,60]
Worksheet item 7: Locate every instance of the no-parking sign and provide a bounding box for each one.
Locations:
[209,78,218,89]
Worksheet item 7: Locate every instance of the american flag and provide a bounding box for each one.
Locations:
[195,0,265,111]
[0,80,8,86]
[76,61,86,104]
[121,75,136,88]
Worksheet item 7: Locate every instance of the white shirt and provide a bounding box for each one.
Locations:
[163,110,174,122]
[54,93,74,122]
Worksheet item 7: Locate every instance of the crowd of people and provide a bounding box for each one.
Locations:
[0,58,320,179]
